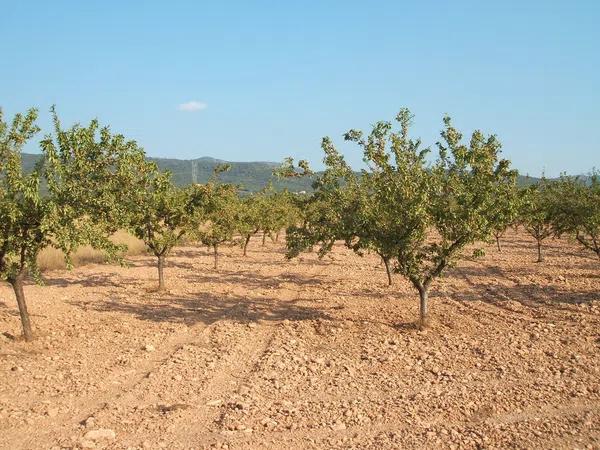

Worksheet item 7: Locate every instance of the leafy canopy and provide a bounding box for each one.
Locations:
[285,108,517,325]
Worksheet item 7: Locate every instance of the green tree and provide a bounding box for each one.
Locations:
[490,181,521,252]
[283,156,401,283]
[129,169,200,290]
[286,109,517,328]
[235,195,261,256]
[1,108,147,340]
[0,109,45,341]
[519,180,555,263]
[551,174,600,260]
[256,185,301,246]
[42,107,151,260]
[194,182,239,269]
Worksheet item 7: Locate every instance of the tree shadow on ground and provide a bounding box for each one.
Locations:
[68,290,332,326]
[42,272,144,290]
[181,268,325,290]
[451,265,599,314]
[38,259,327,293]
[124,250,338,272]
[171,244,291,260]
[494,232,599,262]
[195,255,342,269]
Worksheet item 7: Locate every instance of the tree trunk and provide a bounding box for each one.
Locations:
[10,273,34,341]
[275,231,280,243]
[213,244,219,269]
[496,234,502,252]
[383,257,392,286]
[536,240,543,263]
[157,255,166,291]
[418,286,429,330]
[262,231,267,247]
[243,235,251,256]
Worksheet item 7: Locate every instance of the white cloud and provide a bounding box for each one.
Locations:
[177,101,207,112]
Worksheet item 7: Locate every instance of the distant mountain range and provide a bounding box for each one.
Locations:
[20,153,573,193]
[20,153,314,193]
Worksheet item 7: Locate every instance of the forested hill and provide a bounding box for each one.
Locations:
[20,153,314,193]
[21,153,554,193]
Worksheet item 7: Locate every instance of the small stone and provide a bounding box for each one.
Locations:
[11,366,24,373]
[248,323,257,329]
[47,407,59,418]
[84,428,116,441]
[144,344,155,352]
[331,422,346,431]
[206,399,222,407]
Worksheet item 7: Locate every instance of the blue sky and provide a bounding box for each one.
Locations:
[1,0,598,176]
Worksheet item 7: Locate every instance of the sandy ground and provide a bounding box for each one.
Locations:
[0,230,599,450]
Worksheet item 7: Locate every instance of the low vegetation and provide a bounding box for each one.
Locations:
[37,231,147,271]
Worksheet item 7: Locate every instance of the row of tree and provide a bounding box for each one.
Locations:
[2,106,597,340]
[279,109,599,328]
[519,177,600,262]
[0,108,299,341]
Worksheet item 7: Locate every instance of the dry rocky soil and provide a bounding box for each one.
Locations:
[0,231,599,450]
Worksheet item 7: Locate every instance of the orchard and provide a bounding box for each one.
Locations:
[1,106,597,340]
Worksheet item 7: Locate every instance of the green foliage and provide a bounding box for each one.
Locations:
[257,186,300,241]
[233,183,301,255]
[0,108,45,284]
[128,166,202,288]
[519,180,556,262]
[285,160,358,259]
[273,157,313,179]
[235,194,261,255]
[195,184,239,247]
[1,107,158,338]
[490,176,521,251]
[550,173,600,259]
[5,104,594,343]
[41,107,153,264]
[192,179,239,268]
[129,173,188,257]
[285,108,517,327]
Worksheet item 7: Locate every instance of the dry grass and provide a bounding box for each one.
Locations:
[37,230,147,271]
[112,230,147,255]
